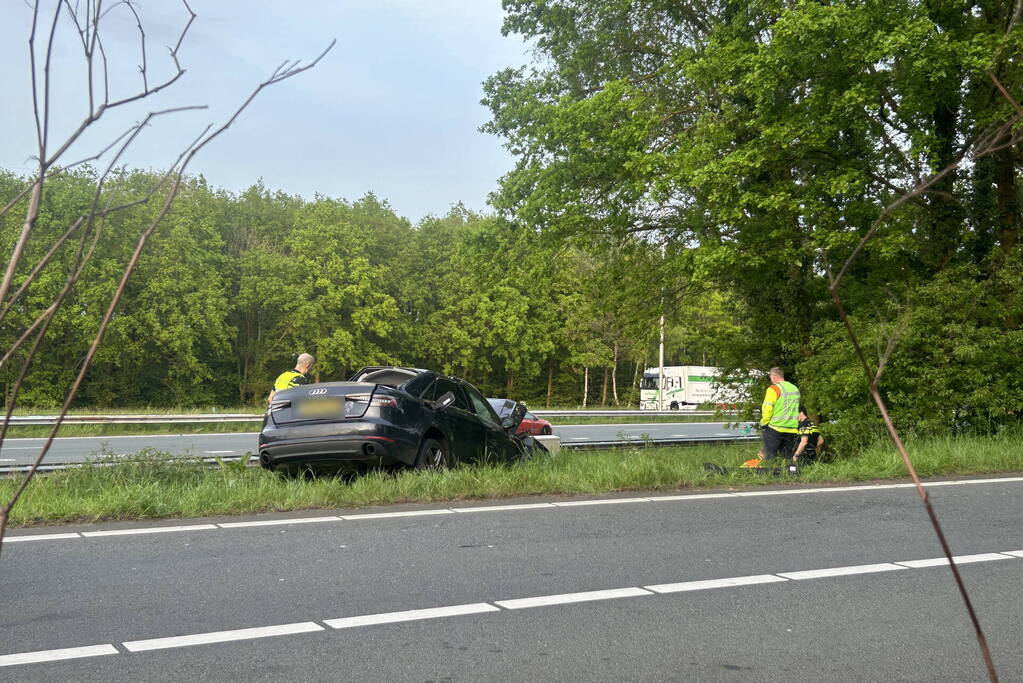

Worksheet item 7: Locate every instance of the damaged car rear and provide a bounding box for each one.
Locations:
[258,366,544,474]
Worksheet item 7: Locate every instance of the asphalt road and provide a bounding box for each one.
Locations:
[2,477,1021,681]
[0,422,757,466]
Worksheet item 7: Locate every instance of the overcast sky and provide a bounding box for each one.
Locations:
[0,1,530,222]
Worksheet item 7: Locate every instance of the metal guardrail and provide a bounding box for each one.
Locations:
[6,414,263,425]
[5,409,731,425]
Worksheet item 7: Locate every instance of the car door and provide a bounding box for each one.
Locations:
[428,378,484,463]
[462,383,521,462]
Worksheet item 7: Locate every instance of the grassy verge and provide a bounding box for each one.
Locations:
[2,431,1020,527]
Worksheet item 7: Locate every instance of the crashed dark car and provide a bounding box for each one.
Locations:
[258,366,545,473]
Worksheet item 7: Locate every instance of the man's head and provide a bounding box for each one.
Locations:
[798,404,808,420]
[296,353,315,374]
[769,366,784,383]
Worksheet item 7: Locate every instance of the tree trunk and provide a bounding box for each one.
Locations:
[600,366,609,406]
[612,342,620,406]
[993,141,1019,257]
[582,366,589,408]
[506,371,514,394]
[546,358,554,408]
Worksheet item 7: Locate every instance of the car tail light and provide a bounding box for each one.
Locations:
[266,400,290,415]
[344,393,398,417]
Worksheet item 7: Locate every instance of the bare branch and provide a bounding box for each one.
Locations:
[0,34,335,554]
[821,67,1023,683]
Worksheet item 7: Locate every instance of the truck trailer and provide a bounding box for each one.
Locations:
[638,366,738,410]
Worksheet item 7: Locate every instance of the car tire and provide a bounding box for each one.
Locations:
[670,401,679,410]
[414,437,449,469]
[541,425,552,435]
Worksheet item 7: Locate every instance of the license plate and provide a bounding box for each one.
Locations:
[295,397,343,418]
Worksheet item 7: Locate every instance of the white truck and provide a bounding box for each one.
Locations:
[639,365,736,410]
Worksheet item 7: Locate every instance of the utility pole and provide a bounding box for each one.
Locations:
[658,239,666,410]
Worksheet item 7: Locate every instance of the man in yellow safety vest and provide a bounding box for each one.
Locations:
[758,366,800,461]
[267,353,315,403]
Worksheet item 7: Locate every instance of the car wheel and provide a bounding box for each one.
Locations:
[541,425,552,435]
[669,401,679,410]
[414,437,449,469]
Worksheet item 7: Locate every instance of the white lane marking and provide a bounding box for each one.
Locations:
[568,437,590,441]
[732,489,814,497]
[1,448,38,451]
[218,516,341,528]
[81,524,218,537]
[0,644,118,667]
[553,498,651,507]
[124,622,322,652]
[5,533,81,542]
[452,503,556,513]
[650,493,736,501]
[894,553,1014,568]
[646,574,788,594]
[778,563,907,580]
[495,587,652,610]
[1003,550,1023,558]
[204,450,236,454]
[325,603,499,629]
[341,509,453,520]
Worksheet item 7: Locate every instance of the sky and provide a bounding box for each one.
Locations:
[0,1,531,222]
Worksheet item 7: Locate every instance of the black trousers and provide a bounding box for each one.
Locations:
[762,426,797,459]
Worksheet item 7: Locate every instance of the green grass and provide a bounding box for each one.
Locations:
[2,431,1021,527]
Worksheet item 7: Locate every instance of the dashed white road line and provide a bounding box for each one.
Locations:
[1,549,1019,667]
[894,553,1013,569]
[778,563,907,580]
[123,622,323,652]
[5,533,81,543]
[0,644,118,667]
[451,503,555,513]
[204,450,236,454]
[81,524,218,537]
[325,603,499,629]
[495,587,652,610]
[646,574,787,594]
[340,509,453,520]
[217,516,341,528]
[552,497,651,507]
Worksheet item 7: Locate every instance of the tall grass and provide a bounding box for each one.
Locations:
[2,431,1020,527]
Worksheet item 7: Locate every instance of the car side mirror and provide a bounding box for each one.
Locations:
[501,416,516,430]
[432,391,456,411]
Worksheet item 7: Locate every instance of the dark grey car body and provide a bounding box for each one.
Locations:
[258,366,540,472]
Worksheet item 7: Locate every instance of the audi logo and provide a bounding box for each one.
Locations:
[308,388,327,395]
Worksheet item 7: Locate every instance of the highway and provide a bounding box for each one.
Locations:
[2,477,1020,680]
[0,422,757,467]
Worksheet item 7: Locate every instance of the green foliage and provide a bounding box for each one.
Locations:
[484,0,1023,440]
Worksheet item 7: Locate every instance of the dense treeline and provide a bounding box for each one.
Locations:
[483,0,1023,444]
[5,2,1022,447]
[0,169,736,409]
